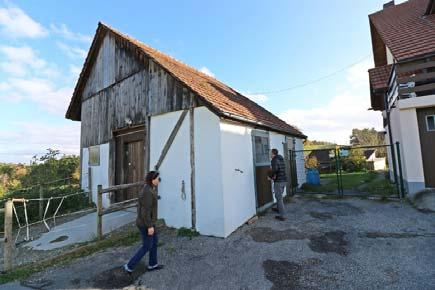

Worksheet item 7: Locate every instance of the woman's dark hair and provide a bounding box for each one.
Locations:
[145,171,160,186]
[271,148,279,156]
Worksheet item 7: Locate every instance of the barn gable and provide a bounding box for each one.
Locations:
[66,22,305,139]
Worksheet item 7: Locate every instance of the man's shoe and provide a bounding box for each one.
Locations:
[147,264,164,272]
[271,207,279,213]
[275,216,286,221]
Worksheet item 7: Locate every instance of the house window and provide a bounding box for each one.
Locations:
[89,146,100,166]
[254,136,270,164]
[427,115,435,132]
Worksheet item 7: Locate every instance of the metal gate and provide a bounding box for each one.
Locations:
[289,142,406,198]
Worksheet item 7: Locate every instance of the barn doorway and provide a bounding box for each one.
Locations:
[114,126,145,202]
[417,107,435,188]
[252,131,273,210]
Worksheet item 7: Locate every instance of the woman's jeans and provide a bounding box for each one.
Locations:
[127,226,158,269]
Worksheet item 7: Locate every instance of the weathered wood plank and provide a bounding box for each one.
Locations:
[189,105,196,230]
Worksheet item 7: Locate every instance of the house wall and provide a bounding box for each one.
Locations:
[194,107,225,237]
[149,110,192,230]
[388,103,426,195]
[81,143,111,208]
[220,121,256,237]
[295,138,306,187]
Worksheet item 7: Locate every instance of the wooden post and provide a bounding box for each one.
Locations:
[189,106,196,230]
[88,167,93,204]
[39,185,44,220]
[4,200,13,271]
[97,185,103,240]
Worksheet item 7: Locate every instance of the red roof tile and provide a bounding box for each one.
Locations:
[368,64,392,90]
[66,23,305,138]
[369,0,435,61]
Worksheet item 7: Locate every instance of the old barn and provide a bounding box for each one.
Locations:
[66,23,306,237]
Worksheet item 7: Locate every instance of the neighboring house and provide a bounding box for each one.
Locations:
[307,150,334,173]
[65,23,306,238]
[368,0,435,195]
[363,149,386,171]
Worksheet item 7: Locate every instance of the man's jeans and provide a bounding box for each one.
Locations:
[273,182,286,217]
[127,226,158,270]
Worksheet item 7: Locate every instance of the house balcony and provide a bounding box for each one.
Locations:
[387,59,435,110]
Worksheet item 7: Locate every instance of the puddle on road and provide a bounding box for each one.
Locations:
[363,232,435,239]
[263,258,328,290]
[50,235,69,243]
[91,265,146,289]
[247,227,306,243]
[308,211,335,220]
[308,231,348,256]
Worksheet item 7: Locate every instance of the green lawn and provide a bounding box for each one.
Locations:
[301,171,397,196]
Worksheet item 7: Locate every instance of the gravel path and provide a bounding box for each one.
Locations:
[1,196,434,290]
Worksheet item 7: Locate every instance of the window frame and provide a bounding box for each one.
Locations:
[426,115,435,132]
[88,146,100,166]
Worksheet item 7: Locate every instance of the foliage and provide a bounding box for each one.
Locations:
[304,140,336,150]
[177,227,199,239]
[341,149,367,172]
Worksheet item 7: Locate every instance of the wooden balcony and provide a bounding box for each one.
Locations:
[396,60,435,99]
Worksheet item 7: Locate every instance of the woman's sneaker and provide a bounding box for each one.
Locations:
[123,264,133,274]
[147,264,164,272]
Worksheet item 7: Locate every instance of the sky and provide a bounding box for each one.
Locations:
[0,0,405,164]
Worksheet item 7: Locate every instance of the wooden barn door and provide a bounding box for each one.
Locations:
[115,127,145,202]
[252,131,273,210]
[417,107,435,187]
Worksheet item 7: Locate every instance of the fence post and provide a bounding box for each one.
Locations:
[395,142,406,198]
[88,167,93,204]
[97,185,103,240]
[4,199,13,272]
[39,185,43,220]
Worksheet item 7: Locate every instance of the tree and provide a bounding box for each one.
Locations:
[350,128,385,146]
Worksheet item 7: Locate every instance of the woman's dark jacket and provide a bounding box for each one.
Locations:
[136,184,158,228]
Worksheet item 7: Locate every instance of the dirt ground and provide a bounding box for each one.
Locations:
[1,196,434,290]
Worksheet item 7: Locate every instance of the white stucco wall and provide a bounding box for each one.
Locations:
[194,107,225,237]
[150,110,192,230]
[81,143,111,208]
[294,138,306,187]
[220,121,256,237]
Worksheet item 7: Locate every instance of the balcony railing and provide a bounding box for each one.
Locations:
[396,60,435,99]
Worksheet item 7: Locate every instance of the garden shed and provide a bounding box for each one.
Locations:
[66,22,306,237]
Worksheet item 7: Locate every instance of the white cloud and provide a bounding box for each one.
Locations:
[50,23,92,43]
[0,5,48,38]
[0,77,73,113]
[279,59,382,145]
[56,42,87,59]
[199,66,215,77]
[243,92,269,103]
[0,45,47,76]
[0,122,80,163]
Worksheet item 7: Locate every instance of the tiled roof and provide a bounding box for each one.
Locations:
[66,23,305,138]
[369,0,435,61]
[368,64,392,90]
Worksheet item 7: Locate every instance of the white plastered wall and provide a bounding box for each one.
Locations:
[295,138,306,187]
[150,110,192,230]
[81,143,111,208]
[220,121,256,237]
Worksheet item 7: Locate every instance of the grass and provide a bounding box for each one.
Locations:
[177,227,199,239]
[301,171,396,196]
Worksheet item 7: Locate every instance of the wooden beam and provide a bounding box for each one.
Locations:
[399,82,435,94]
[97,185,103,240]
[4,200,13,271]
[154,110,189,170]
[396,60,435,74]
[190,105,196,230]
[100,181,144,194]
[398,72,435,84]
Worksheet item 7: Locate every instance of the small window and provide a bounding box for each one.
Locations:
[254,136,270,164]
[89,146,100,166]
[427,115,435,132]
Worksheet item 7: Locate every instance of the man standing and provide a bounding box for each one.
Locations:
[270,148,287,221]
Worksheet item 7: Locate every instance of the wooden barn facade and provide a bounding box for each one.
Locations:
[66,23,306,237]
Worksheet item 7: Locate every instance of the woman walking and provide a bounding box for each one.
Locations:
[124,171,164,273]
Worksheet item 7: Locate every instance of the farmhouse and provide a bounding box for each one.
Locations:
[66,23,306,237]
[368,0,435,195]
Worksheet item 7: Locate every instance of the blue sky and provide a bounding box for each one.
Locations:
[0,0,402,163]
